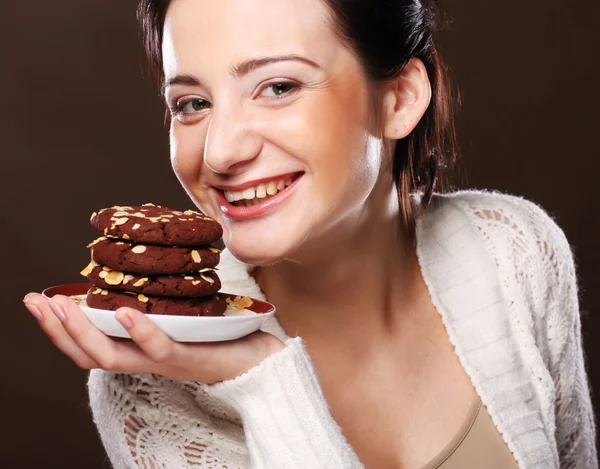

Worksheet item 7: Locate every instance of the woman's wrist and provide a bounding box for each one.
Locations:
[264,333,286,356]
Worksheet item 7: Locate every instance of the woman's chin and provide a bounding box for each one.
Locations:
[225,246,283,266]
[224,237,296,267]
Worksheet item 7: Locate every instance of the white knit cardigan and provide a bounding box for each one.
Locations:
[87,190,598,469]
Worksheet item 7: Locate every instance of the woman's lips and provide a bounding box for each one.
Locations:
[215,174,303,220]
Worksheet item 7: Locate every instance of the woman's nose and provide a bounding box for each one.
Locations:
[203,108,263,174]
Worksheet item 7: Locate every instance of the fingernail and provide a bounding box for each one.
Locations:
[118,313,134,330]
[23,294,32,303]
[28,304,44,322]
[50,303,67,323]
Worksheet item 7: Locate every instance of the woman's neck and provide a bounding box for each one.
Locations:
[253,185,423,352]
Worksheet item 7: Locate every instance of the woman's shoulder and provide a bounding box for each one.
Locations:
[425,189,579,359]
[429,188,577,288]
[435,189,567,237]
[429,189,574,269]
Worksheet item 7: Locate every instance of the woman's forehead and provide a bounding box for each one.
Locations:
[162,0,339,79]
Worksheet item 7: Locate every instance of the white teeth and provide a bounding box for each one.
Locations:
[266,181,278,195]
[224,176,298,205]
[242,188,255,200]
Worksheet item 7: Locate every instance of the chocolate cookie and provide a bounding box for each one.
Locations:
[90,204,222,246]
[86,288,227,316]
[81,261,220,297]
[90,238,220,274]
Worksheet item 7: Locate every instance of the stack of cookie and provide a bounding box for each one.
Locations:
[79,204,227,316]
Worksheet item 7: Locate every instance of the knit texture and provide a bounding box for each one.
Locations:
[87,190,597,468]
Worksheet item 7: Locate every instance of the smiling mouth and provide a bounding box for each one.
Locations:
[221,173,303,207]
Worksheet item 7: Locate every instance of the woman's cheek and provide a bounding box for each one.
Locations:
[170,126,202,186]
[169,126,186,181]
[168,129,214,218]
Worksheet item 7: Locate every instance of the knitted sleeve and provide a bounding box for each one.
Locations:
[87,338,363,469]
[458,191,598,468]
[203,337,364,468]
[87,369,250,469]
[538,211,598,468]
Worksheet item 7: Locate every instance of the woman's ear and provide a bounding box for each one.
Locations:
[381,58,432,139]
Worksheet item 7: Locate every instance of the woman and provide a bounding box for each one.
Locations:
[23,0,597,467]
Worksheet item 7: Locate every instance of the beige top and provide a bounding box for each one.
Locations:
[422,394,519,469]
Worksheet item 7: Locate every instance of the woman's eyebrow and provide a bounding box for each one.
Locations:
[164,54,322,93]
[165,74,199,90]
[230,54,322,77]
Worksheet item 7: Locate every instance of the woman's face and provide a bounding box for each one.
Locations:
[163,0,387,264]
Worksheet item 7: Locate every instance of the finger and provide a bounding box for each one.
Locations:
[23,293,98,369]
[23,293,44,321]
[48,295,156,373]
[114,307,181,365]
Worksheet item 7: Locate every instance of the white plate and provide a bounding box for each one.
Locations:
[43,284,276,342]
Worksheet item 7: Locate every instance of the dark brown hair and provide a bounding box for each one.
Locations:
[137,0,458,231]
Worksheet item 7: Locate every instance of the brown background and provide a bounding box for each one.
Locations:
[1,0,598,467]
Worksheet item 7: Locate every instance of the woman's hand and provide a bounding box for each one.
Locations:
[23,293,285,384]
